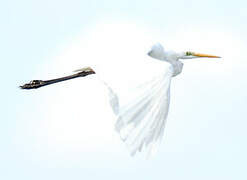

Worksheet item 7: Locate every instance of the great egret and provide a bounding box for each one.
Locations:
[20,43,220,156]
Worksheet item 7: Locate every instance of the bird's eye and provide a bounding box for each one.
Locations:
[186,51,193,56]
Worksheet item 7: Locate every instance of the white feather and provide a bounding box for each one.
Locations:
[99,42,183,157]
[106,64,174,157]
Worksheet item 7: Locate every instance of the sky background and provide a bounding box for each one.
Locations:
[1,0,247,179]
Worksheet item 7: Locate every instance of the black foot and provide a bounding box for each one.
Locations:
[20,80,45,89]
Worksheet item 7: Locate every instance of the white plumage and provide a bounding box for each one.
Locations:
[106,43,180,156]
[105,42,219,156]
[20,23,220,157]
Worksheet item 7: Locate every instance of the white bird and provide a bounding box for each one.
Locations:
[20,43,220,157]
[104,43,221,156]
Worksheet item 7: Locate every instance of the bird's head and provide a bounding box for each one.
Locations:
[179,51,221,59]
[147,43,221,61]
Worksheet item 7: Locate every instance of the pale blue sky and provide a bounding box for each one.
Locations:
[1,0,247,179]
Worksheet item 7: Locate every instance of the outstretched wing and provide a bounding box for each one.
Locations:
[107,63,174,157]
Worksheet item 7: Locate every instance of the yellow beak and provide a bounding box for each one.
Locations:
[192,52,221,58]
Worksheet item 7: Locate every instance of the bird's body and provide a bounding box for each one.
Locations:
[148,43,184,77]
[106,43,220,156]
